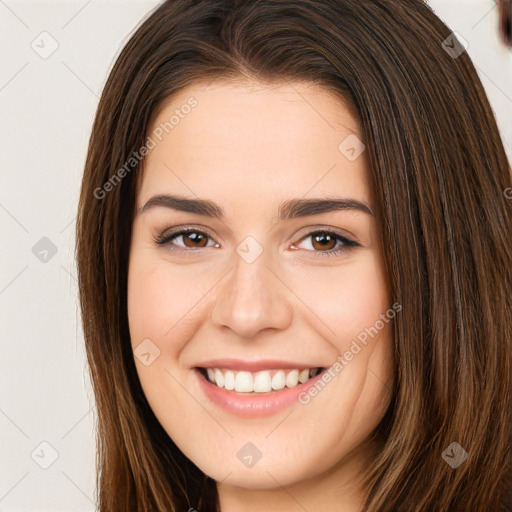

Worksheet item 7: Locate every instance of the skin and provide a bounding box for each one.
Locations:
[127,79,395,512]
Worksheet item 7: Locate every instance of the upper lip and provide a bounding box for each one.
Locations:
[194,358,326,372]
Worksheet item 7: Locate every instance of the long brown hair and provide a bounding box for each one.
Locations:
[75,1,512,510]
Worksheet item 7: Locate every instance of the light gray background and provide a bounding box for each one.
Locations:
[0,1,510,510]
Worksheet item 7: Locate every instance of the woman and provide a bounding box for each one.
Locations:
[75,1,512,510]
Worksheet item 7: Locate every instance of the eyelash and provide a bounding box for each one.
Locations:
[153,226,360,258]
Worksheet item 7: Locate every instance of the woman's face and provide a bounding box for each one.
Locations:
[127,79,395,500]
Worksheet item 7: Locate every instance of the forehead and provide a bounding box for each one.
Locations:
[139,80,372,214]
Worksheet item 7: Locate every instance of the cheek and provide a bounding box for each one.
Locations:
[127,252,202,418]
[127,253,198,349]
[128,265,169,345]
[292,251,390,347]
[341,258,389,338]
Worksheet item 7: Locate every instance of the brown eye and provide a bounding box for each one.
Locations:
[293,230,360,258]
[154,227,218,252]
[181,231,209,248]
[310,232,338,251]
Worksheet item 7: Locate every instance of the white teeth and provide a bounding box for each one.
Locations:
[235,371,253,392]
[253,371,272,392]
[204,367,322,393]
[214,369,224,387]
[285,369,299,388]
[271,370,286,390]
[224,370,235,390]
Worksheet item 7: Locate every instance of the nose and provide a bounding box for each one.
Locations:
[210,249,293,339]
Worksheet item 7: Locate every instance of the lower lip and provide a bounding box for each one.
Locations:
[194,368,326,418]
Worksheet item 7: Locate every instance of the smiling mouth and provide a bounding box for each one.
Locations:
[197,367,326,394]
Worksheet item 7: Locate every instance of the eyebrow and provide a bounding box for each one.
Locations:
[137,194,374,220]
